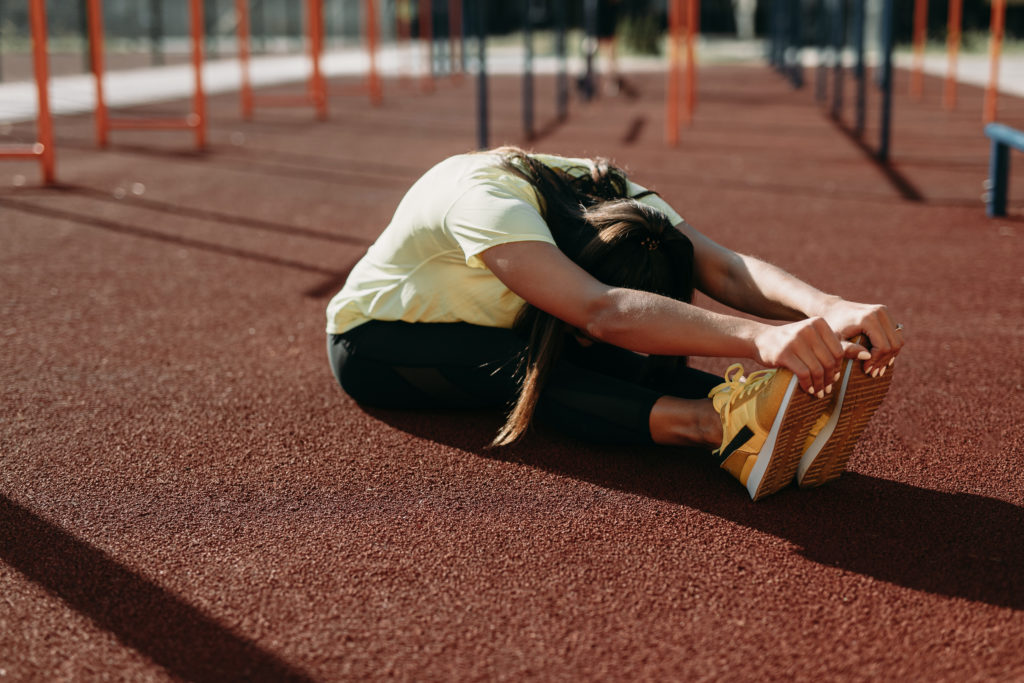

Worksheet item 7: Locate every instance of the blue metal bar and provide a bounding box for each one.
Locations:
[790,0,803,87]
[878,0,894,162]
[554,0,567,121]
[150,0,164,66]
[475,0,488,150]
[523,0,533,139]
[987,139,1010,217]
[816,0,827,102]
[831,0,845,118]
[581,0,597,101]
[853,0,865,134]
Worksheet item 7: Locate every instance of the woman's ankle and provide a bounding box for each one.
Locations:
[650,396,723,448]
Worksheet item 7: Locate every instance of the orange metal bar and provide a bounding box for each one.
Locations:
[0,144,46,160]
[87,0,108,147]
[449,0,462,80]
[684,0,698,124]
[107,119,198,129]
[190,0,206,148]
[2,0,55,185]
[29,0,54,183]
[943,0,962,110]
[420,0,435,92]
[366,0,382,104]
[237,0,253,119]
[984,0,1006,123]
[666,0,681,145]
[910,0,927,99]
[88,0,205,148]
[308,0,327,119]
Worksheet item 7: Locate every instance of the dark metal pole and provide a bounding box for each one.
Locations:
[581,0,597,100]
[476,0,488,150]
[286,0,300,50]
[150,0,164,65]
[522,0,533,139]
[79,0,91,73]
[253,0,266,53]
[816,0,827,101]
[790,0,803,87]
[554,0,567,121]
[831,0,845,118]
[205,0,219,58]
[853,0,865,134]
[878,0,894,161]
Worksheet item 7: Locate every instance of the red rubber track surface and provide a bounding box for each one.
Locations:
[2,66,1023,681]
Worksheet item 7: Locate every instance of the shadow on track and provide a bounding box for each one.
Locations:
[0,495,314,683]
[367,408,1024,611]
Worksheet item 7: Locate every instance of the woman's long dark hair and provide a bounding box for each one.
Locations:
[491,147,697,446]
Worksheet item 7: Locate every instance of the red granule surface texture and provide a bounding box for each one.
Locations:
[1,65,1022,682]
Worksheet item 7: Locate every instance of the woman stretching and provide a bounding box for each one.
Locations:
[326,148,904,500]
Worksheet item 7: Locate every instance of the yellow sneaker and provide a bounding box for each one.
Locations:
[796,344,893,489]
[710,363,828,501]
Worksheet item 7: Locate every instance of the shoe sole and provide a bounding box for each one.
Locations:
[796,359,893,489]
[746,374,830,501]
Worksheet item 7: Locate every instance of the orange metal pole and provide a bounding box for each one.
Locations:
[984,0,1006,123]
[308,0,327,119]
[190,0,206,147]
[684,0,698,124]
[910,0,927,99]
[420,0,434,92]
[943,0,962,110]
[237,0,253,119]
[666,0,681,145]
[87,0,108,147]
[449,0,462,79]
[366,0,382,104]
[29,0,55,184]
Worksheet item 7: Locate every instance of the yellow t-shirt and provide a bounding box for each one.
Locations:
[325,151,684,335]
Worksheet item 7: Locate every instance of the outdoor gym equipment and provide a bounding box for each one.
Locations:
[0,0,55,184]
[909,0,1008,123]
[87,0,206,149]
[984,122,1024,217]
[237,0,382,120]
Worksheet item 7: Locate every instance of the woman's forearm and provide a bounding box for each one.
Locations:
[585,287,764,358]
[716,252,841,322]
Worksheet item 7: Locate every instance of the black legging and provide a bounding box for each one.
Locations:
[327,320,721,445]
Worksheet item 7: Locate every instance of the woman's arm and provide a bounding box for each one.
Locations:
[673,220,904,374]
[481,240,852,397]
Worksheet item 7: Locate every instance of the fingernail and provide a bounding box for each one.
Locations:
[858,351,872,360]
[872,368,880,378]
[864,365,873,375]
[816,390,824,399]
[888,358,895,367]
[807,387,816,395]
[834,372,842,382]
[880,367,887,377]
[826,384,833,394]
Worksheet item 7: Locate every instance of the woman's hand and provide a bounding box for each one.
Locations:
[820,299,905,376]
[752,318,852,398]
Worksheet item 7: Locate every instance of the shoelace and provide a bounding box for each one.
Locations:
[709,363,778,424]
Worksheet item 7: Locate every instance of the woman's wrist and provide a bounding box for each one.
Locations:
[806,294,844,320]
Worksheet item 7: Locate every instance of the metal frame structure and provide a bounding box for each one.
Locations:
[0,0,55,184]
[237,0,382,120]
[87,0,206,149]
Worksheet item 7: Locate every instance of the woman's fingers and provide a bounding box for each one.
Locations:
[861,307,905,376]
